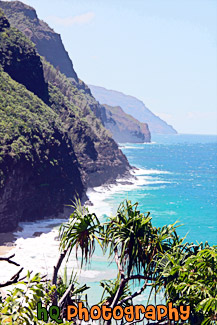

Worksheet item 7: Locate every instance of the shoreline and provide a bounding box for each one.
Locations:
[0,231,17,256]
[0,167,137,259]
[0,164,171,305]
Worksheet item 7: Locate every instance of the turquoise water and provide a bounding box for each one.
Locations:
[85,134,217,305]
[111,134,217,244]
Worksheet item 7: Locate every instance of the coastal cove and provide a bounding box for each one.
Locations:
[0,134,216,306]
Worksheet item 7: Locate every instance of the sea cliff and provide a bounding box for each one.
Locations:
[0,9,130,232]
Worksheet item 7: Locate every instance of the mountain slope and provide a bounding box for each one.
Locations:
[42,59,130,187]
[0,10,130,232]
[102,104,151,143]
[0,66,84,232]
[89,85,177,135]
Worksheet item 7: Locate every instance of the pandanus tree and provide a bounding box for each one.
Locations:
[99,201,182,324]
[57,199,217,324]
[57,199,182,323]
[59,198,101,266]
[51,198,101,305]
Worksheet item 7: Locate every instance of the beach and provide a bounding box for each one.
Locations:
[0,232,17,256]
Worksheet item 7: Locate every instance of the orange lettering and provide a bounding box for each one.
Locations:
[145,305,156,321]
[67,305,78,320]
[90,305,101,320]
[101,305,112,321]
[168,302,179,321]
[78,302,89,321]
[113,306,124,320]
[180,305,190,321]
[124,306,134,322]
[157,305,167,321]
[135,305,146,320]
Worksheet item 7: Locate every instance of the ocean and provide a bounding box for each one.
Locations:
[1,134,217,306]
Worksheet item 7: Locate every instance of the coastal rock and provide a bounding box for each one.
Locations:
[0,126,84,233]
[101,104,151,143]
[33,232,43,237]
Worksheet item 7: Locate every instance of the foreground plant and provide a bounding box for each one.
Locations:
[156,244,217,324]
[1,199,216,324]
[0,272,54,324]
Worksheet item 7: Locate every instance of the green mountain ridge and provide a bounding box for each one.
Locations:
[0,0,151,144]
[0,9,130,232]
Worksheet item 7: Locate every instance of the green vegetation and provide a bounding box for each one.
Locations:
[0,4,215,324]
[0,9,128,233]
[43,58,109,140]
[0,7,118,177]
[0,271,86,324]
[156,243,217,324]
[0,67,58,158]
[0,67,62,186]
[0,9,48,102]
[0,9,35,55]
[0,10,110,181]
[0,3,52,36]
[1,200,216,324]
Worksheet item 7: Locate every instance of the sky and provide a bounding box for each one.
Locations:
[10,0,217,134]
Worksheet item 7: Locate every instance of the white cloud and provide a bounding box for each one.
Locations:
[48,12,95,27]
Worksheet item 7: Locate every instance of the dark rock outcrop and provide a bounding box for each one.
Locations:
[0,10,49,103]
[0,134,83,233]
[0,0,78,81]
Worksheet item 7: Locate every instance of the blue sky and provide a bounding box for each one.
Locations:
[13,0,217,134]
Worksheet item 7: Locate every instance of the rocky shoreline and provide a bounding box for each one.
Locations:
[0,167,135,256]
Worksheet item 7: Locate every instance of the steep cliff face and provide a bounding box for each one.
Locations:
[0,11,130,232]
[0,67,84,232]
[0,10,48,103]
[101,104,151,143]
[0,0,78,81]
[89,85,177,135]
[43,60,130,188]
[0,140,83,233]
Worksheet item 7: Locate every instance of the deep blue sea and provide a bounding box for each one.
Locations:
[2,134,217,307]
